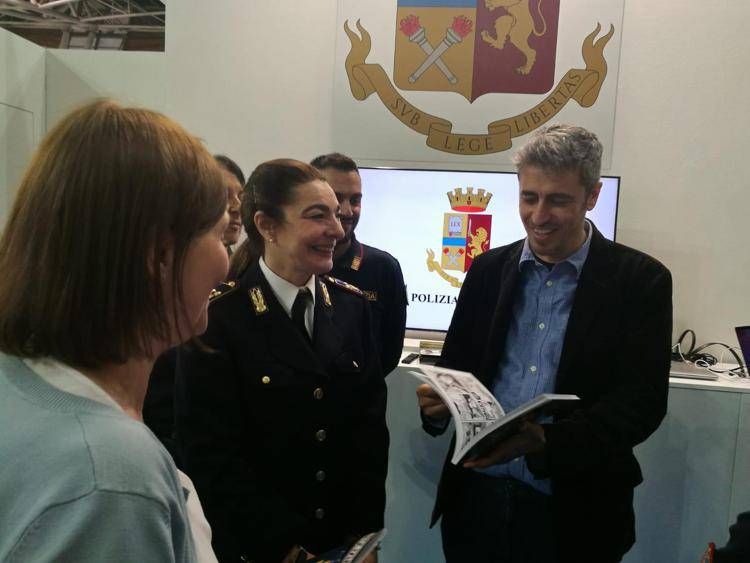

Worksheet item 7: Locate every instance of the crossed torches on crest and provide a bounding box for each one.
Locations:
[445,250,460,267]
[400,14,473,85]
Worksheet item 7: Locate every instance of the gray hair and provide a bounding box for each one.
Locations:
[512,124,603,192]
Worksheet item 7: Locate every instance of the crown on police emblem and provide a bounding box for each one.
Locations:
[447,187,493,213]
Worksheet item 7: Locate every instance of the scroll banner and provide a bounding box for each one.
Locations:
[345,21,614,156]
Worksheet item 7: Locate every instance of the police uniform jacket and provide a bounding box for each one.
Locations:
[143,348,181,467]
[330,234,407,375]
[174,261,389,563]
[426,225,672,562]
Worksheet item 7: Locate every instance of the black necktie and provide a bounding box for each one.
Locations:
[291,288,312,340]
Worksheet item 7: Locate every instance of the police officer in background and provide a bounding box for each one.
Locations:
[311,153,407,375]
[214,154,245,255]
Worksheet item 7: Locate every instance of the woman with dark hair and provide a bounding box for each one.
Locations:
[214,154,245,252]
[176,159,388,563]
[0,100,227,561]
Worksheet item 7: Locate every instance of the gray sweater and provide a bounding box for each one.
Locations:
[0,353,196,562]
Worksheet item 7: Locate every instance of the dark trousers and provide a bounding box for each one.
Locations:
[440,470,557,563]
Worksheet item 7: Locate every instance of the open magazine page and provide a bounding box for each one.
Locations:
[411,365,580,464]
[409,365,504,462]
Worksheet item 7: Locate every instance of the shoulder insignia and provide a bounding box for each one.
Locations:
[319,280,332,307]
[351,242,364,271]
[322,275,364,297]
[209,281,237,303]
[248,286,268,315]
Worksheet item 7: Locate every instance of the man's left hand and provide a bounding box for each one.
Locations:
[462,421,546,469]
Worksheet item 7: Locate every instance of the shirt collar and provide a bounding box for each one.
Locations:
[23,357,123,411]
[259,257,316,317]
[519,219,593,277]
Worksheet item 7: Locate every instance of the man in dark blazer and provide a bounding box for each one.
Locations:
[417,124,672,563]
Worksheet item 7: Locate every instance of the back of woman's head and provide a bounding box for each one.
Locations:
[0,99,226,368]
[239,158,325,261]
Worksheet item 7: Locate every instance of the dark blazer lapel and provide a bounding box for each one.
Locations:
[479,242,523,384]
[312,278,345,377]
[241,263,326,377]
[556,228,615,389]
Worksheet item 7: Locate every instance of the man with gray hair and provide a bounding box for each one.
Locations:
[417,124,672,562]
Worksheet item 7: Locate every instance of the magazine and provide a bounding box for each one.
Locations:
[308,529,386,563]
[410,365,579,464]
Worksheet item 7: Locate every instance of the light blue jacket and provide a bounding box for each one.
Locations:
[0,353,196,562]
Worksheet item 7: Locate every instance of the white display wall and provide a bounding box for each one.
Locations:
[3,0,750,350]
[0,28,45,230]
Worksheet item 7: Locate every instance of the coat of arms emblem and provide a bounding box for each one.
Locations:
[343,0,613,155]
[426,188,493,288]
[395,0,560,101]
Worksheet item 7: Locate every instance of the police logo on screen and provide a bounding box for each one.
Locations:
[425,187,492,289]
[343,0,614,155]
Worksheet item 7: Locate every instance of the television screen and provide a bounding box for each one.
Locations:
[355,167,620,333]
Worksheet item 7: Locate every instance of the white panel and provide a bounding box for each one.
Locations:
[45,50,166,130]
[610,2,750,345]
[0,28,45,150]
[0,105,35,230]
[164,0,338,171]
[625,388,740,563]
[0,29,44,232]
[384,367,450,563]
[729,393,750,521]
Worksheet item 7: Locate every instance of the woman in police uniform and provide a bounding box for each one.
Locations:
[175,159,388,563]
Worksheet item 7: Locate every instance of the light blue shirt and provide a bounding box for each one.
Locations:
[479,221,593,494]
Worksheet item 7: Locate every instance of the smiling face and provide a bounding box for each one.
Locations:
[518,165,601,263]
[256,179,344,286]
[221,168,243,246]
[319,168,362,243]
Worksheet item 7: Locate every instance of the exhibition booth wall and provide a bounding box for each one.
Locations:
[0,29,44,228]
[2,3,749,345]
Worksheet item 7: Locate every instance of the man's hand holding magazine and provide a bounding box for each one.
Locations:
[413,365,578,467]
[461,420,546,468]
[416,384,450,419]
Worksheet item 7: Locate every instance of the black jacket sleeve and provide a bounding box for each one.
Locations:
[342,299,389,536]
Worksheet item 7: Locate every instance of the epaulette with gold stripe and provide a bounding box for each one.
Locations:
[208,281,237,303]
[322,275,363,297]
